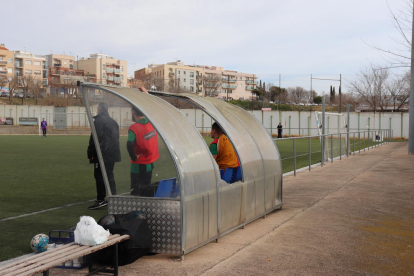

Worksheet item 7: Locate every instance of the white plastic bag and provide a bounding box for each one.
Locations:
[74,216,110,246]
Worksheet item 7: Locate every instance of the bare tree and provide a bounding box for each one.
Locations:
[347,65,409,111]
[385,72,410,110]
[203,73,222,97]
[367,0,412,68]
[287,86,309,104]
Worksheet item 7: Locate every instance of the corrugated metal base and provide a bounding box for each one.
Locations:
[108,196,181,255]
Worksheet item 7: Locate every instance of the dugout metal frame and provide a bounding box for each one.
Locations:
[79,82,283,259]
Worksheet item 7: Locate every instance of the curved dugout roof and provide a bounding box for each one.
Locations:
[80,83,282,201]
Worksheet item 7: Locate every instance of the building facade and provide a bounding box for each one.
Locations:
[14,50,48,87]
[0,44,14,83]
[77,54,127,87]
[134,60,257,99]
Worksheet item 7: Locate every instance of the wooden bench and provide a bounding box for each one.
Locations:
[1,234,130,276]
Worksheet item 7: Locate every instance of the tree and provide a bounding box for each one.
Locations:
[347,65,409,111]
[287,86,309,104]
[268,85,288,103]
[203,73,222,96]
[313,96,323,104]
[367,0,412,68]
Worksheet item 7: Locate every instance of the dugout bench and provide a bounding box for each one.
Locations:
[0,234,129,276]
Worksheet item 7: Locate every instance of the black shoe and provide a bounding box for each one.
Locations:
[88,200,108,210]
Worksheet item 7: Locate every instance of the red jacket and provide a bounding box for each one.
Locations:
[128,122,159,164]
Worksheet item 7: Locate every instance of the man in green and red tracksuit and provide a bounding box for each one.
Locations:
[127,107,159,196]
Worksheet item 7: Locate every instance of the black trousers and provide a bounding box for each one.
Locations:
[130,168,153,196]
[42,129,47,136]
[94,161,116,201]
[278,131,282,138]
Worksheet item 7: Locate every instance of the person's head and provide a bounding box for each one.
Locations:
[131,107,144,120]
[97,102,109,114]
[211,122,223,139]
[42,118,45,121]
[278,123,281,125]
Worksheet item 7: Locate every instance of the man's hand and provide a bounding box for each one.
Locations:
[138,87,149,94]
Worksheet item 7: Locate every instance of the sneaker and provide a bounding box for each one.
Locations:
[88,200,108,210]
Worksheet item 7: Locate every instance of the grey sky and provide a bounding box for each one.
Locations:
[2,0,409,92]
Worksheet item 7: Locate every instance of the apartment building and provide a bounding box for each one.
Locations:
[77,54,127,87]
[45,54,96,87]
[134,60,257,99]
[0,44,14,82]
[14,50,48,87]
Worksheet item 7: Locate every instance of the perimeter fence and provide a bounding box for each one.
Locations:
[275,129,392,176]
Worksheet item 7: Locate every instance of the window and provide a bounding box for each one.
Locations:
[190,86,194,92]
[0,57,2,60]
[121,66,123,72]
[184,71,186,75]
[8,58,12,63]
[184,78,186,83]
[34,61,41,66]
[8,68,12,73]
[190,72,194,77]
[178,71,180,74]
[25,70,32,74]
[64,61,67,65]
[240,77,242,80]
[103,64,106,69]
[34,70,41,75]
[25,60,32,65]
[43,79,48,86]
[190,79,194,85]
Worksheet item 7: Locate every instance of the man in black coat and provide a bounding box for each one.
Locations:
[87,102,121,210]
[277,123,283,138]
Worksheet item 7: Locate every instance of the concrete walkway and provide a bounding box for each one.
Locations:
[54,142,414,276]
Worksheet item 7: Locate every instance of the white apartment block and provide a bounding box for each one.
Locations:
[77,54,127,87]
[14,50,48,87]
[135,60,257,100]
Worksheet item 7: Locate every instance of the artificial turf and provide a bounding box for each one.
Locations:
[0,135,379,262]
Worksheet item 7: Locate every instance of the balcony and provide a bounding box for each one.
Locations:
[54,63,62,67]
[169,72,175,77]
[114,68,121,74]
[222,84,237,89]
[106,68,114,73]
[246,80,258,84]
[0,60,7,65]
[245,86,255,90]
[69,64,73,69]
[15,63,23,68]
[222,77,237,82]
[0,70,7,75]
[107,76,114,81]
[114,77,121,82]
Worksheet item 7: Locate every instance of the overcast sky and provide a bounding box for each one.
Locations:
[2,0,410,92]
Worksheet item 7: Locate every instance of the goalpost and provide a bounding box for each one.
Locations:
[38,112,94,136]
[314,112,348,161]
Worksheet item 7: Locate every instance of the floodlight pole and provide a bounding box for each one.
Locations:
[409,3,414,154]
[347,104,350,156]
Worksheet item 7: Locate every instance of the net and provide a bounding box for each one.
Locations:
[314,112,348,161]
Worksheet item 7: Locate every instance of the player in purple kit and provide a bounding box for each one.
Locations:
[40,118,47,137]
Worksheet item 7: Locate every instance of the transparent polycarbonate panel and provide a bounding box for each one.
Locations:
[224,103,283,206]
[83,85,218,199]
[82,87,178,198]
[181,94,265,184]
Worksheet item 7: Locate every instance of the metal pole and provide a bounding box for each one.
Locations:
[347,104,350,157]
[309,136,311,171]
[409,3,414,154]
[321,97,325,166]
[364,132,366,152]
[331,134,333,162]
[340,133,342,160]
[353,132,355,155]
[293,139,296,176]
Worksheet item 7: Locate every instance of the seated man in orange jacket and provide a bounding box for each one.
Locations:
[209,122,239,170]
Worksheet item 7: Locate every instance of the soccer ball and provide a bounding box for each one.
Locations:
[30,234,49,253]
